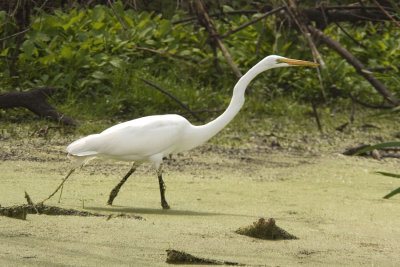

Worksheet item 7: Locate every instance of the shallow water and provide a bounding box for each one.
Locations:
[1,135,399,266]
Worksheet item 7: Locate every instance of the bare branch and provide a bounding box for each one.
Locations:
[194,0,242,78]
[134,46,199,64]
[372,0,400,27]
[285,0,325,67]
[107,0,127,30]
[349,94,394,109]
[367,66,400,72]
[140,78,204,123]
[220,7,284,39]
[0,27,31,42]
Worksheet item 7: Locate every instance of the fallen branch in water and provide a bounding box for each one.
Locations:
[0,192,144,220]
[166,249,244,265]
[0,203,144,220]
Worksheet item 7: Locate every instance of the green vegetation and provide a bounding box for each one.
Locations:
[353,141,400,199]
[1,2,399,122]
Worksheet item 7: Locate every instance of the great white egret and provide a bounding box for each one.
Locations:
[62,55,317,209]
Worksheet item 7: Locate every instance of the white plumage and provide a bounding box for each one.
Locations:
[67,115,190,163]
[63,55,318,209]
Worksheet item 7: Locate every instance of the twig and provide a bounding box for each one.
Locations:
[318,3,329,28]
[350,97,355,123]
[194,0,242,78]
[24,191,39,214]
[285,0,325,67]
[173,5,397,26]
[140,78,204,123]
[367,66,400,72]
[349,94,394,109]
[40,169,75,204]
[334,21,367,49]
[0,27,31,42]
[315,64,327,103]
[186,108,224,114]
[285,0,327,102]
[372,0,400,27]
[58,185,64,203]
[107,0,127,30]
[324,5,395,11]
[335,122,349,132]
[134,46,199,64]
[24,191,34,205]
[172,10,259,25]
[255,17,267,57]
[220,7,284,38]
[311,101,323,133]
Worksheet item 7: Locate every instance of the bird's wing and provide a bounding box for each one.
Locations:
[67,115,190,160]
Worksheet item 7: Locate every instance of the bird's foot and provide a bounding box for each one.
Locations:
[107,194,117,206]
[106,196,115,206]
[162,201,170,210]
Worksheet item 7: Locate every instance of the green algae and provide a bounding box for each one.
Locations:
[0,113,400,266]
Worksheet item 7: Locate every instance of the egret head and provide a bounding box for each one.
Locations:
[258,55,319,71]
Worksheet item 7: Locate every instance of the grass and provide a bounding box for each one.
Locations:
[1,98,399,154]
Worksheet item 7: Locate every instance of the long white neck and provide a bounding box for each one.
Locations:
[188,61,269,147]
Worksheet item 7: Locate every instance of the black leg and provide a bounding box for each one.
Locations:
[157,165,170,209]
[107,163,139,205]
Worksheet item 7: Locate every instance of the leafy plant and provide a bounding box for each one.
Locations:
[1,2,399,121]
[353,141,400,199]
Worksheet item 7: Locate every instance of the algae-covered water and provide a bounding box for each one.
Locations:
[1,120,400,266]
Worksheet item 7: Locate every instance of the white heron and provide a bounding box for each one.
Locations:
[61,55,317,209]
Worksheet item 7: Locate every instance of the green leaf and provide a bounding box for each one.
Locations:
[92,71,105,79]
[377,41,387,51]
[375,171,400,179]
[0,10,6,23]
[158,20,172,36]
[109,58,123,68]
[41,74,49,83]
[21,40,36,56]
[383,187,400,199]
[222,5,234,12]
[137,14,151,29]
[179,50,191,56]
[92,5,106,22]
[124,16,135,27]
[0,47,9,56]
[92,22,105,30]
[62,10,84,30]
[352,142,400,156]
[60,46,74,59]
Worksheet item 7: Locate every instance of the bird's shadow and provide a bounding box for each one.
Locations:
[85,205,249,217]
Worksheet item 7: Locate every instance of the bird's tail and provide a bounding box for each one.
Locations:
[67,134,102,157]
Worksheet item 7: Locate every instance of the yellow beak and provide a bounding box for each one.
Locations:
[277,58,319,67]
